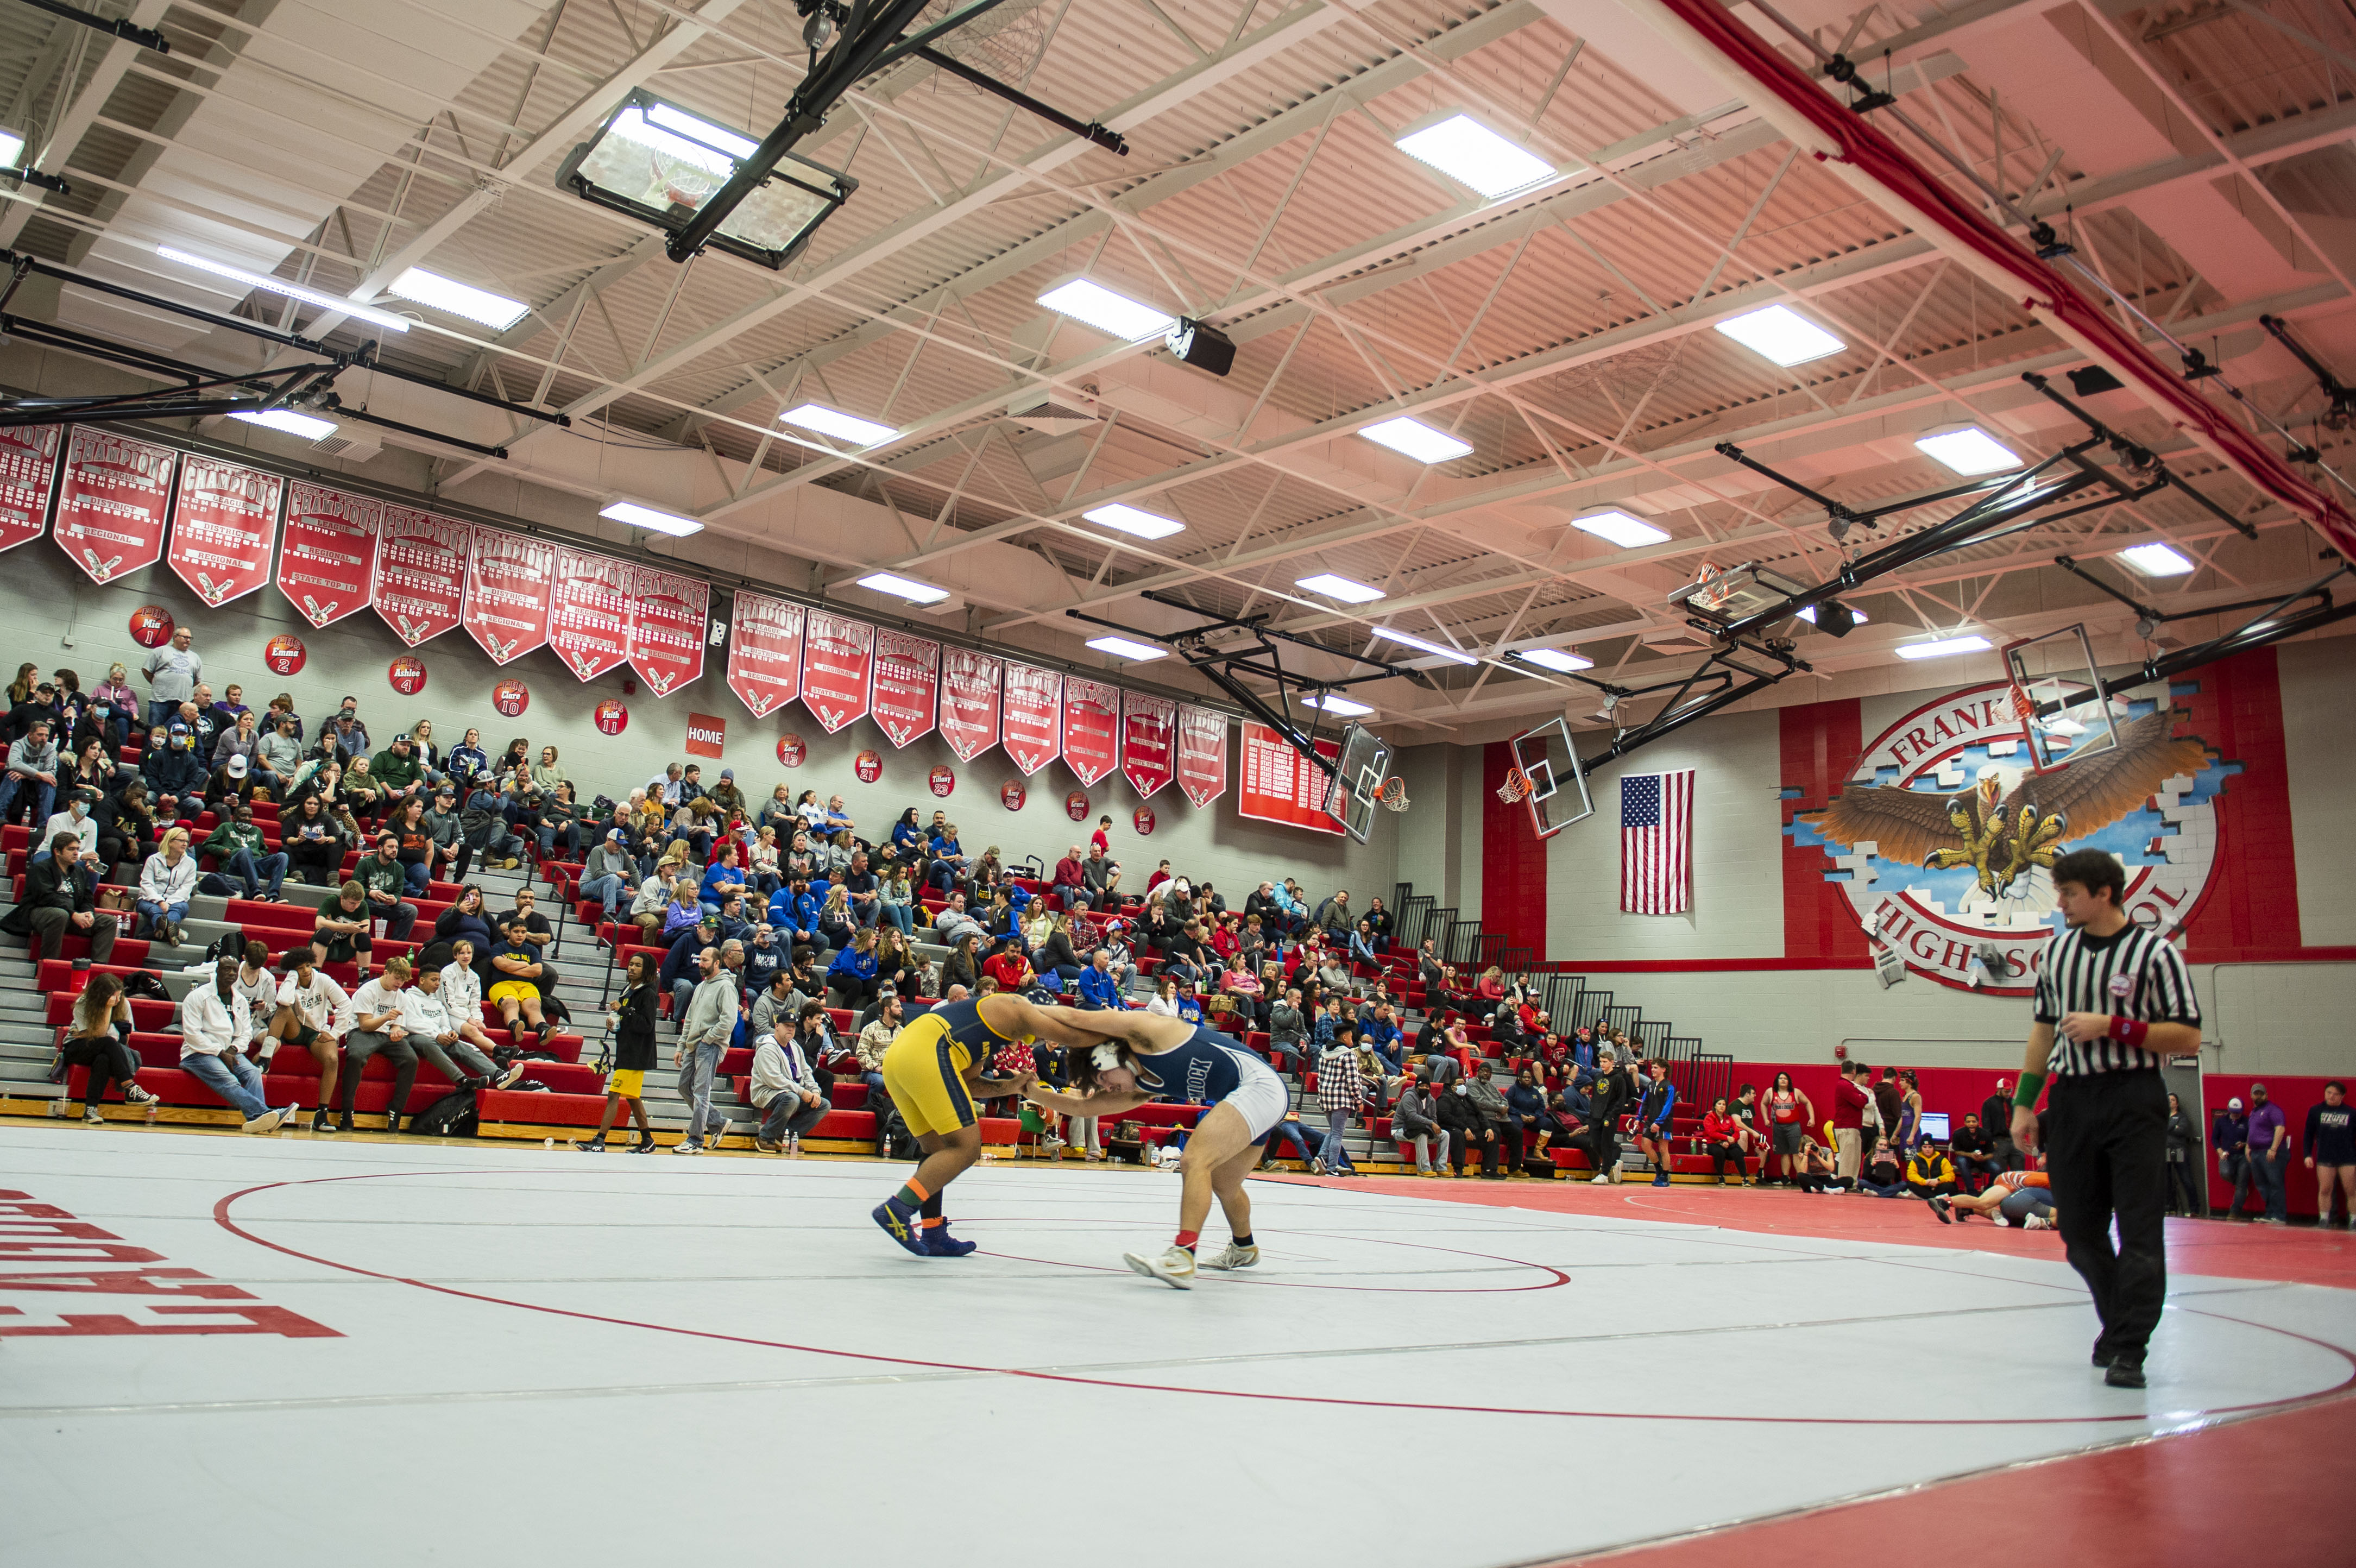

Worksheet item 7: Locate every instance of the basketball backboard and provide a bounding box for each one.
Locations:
[1999,623,2121,772]
[1324,722,1394,843]
[1506,716,1594,839]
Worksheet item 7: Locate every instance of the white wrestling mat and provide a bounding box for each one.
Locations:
[4,1124,2349,1568]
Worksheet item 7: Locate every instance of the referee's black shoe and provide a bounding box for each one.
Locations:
[2104,1358,2146,1389]
[2092,1332,2114,1367]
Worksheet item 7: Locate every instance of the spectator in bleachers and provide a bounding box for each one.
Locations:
[418,784,466,884]
[68,735,116,799]
[267,952,352,1132]
[672,944,739,1155]
[628,867,676,947]
[183,954,288,1134]
[814,881,855,950]
[1362,1001,1403,1071]
[1363,896,1393,953]
[826,925,881,1009]
[1506,1068,1550,1170]
[260,692,302,744]
[1633,1059,1679,1187]
[5,831,118,962]
[196,801,289,902]
[746,824,782,897]
[399,957,521,1092]
[310,880,377,977]
[1,716,59,829]
[926,824,968,897]
[1435,1061,1493,1179]
[749,965,797,1042]
[338,958,420,1134]
[1394,1069,1444,1175]
[981,935,1032,997]
[752,1022,828,1156]
[205,752,273,814]
[134,826,198,946]
[579,829,638,918]
[280,794,342,887]
[210,709,261,774]
[1075,948,1122,1010]
[1050,843,1091,911]
[531,744,567,797]
[742,922,783,997]
[937,930,982,997]
[432,884,497,970]
[1264,986,1307,1075]
[91,663,136,749]
[854,994,899,1107]
[1465,1063,1510,1179]
[38,788,99,864]
[141,722,205,803]
[876,859,917,937]
[487,915,552,1053]
[462,774,521,870]
[699,841,748,915]
[255,714,303,795]
[445,727,488,787]
[59,971,156,1123]
[354,832,418,941]
[660,914,722,1016]
[138,625,200,733]
[874,928,927,1000]
[538,780,585,862]
[368,734,428,810]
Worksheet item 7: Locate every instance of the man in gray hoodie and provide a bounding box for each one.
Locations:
[671,944,740,1155]
[1393,1071,1445,1176]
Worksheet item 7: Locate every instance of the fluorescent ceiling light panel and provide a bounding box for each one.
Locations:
[1394,114,1555,199]
[1894,634,1992,660]
[0,129,24,167]
[639,98,759,162]
[1307,694,1373,716]
[1037,278,1173,341]
[780,402,896,446]
[1796,604,1870,625]
[1373,627,1477,665]
[1714,304,1844,367]
[599,499,703,538]
[229,409,337,441]
[857,571,951,605]
[158,245,410,332]
[1081,502,1185,540]
[1914,426,2021,475]
[1570,509,1671,549]
[1359,415,1473,463]
[385,267,527,330]
[2120,542,2195,577]
[1085,635,1167,662]
[1519,647,1593,672]
[1296,572,1385,603]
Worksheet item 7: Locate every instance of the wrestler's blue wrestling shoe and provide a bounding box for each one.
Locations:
[923,1223,978,1257]
[871,1198,929,1256]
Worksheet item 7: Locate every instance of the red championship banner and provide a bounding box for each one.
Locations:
[1001,662,1061,776]
[1238,721,1341,835]
[548,545,634,682]
[53,427,175,583]
[278,482,380,627]
[727,590,804,717]
[870,627,940,748]
[940,648,1001,763]
[0,426,61,556]
[1062,676,1120,787]
[463,525,554,665]
[167,455,281,606]
[1120,690,1176,799]
[1176,703,1229,808]
[629,566,708,696]
[373,505,469,646]
[802,611,873,734]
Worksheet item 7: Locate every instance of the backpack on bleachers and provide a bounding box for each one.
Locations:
[878,1105,921,1161]
[408,1086,479,1138]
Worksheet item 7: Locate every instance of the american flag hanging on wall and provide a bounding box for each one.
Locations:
[1619,769,1694,915]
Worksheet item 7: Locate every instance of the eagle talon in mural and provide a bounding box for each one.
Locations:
[1803,710,2209,899]
[1791,689,2234,996]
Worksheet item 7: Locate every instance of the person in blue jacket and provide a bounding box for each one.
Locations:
[767,875,824,956]
[827,925,881,1007]
[700,841,748,914]
[659,915,725,1019]
[1076,949,1125,1010]
[142,723,207,801]
[889,807,926,861]
[1633,1058,1679,1187]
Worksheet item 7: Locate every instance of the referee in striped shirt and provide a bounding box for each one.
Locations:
[2015,848,2202,1389]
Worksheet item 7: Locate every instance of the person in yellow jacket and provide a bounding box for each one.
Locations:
[1905,1142,1961,1202]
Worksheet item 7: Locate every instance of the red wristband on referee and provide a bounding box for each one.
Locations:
[2108,1015,2150,1048]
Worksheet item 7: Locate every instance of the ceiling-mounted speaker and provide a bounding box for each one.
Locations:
[1815,600,1858,638]
[1165,317,1236,376]
[2067,365,2125,396]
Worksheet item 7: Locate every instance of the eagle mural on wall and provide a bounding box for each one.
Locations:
[1800,710,2213,899]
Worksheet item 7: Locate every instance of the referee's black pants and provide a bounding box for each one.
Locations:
[2045,1069,2169,1364]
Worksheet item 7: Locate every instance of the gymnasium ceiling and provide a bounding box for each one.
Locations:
[4,0,2354,738]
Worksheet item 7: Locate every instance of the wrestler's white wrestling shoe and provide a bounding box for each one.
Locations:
[1198,1242,1259,1270]
[1124,1244,1198,1288]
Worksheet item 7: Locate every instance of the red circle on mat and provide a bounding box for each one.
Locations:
[1132,807,1155,836]
[129,606,174,647]
[854,749,883,783]
[928,764,955,798]
[492,679,529,717]
[262,634,306,675]
[387,655,426,696]
[1000,780,1026,811]
[777,734,805,767]
[593,700,628,736]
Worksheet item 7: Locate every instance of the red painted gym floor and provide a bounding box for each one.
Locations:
[1271,1172,2356,1564]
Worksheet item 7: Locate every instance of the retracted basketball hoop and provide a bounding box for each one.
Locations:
[1999,623,2121,773]
[1503,717,1594,839]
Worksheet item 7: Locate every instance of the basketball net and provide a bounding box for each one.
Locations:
[2007,680,2039,724]
[1495,767,1533,804]
[1378,776,1409,812]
